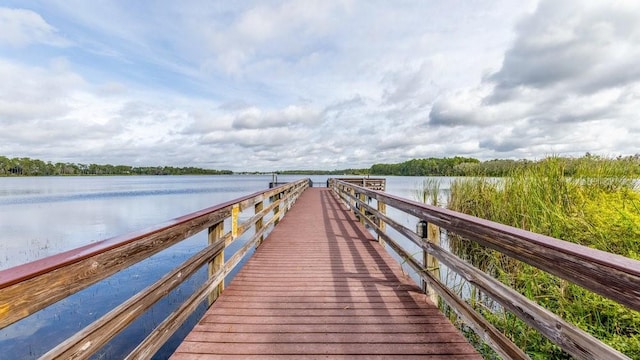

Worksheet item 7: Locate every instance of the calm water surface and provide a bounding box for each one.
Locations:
[0,175,453,358]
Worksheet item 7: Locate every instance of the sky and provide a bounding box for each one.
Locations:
[0,0,639,171]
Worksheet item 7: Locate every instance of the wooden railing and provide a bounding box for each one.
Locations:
[0,179,310,359]
[330,179,640,360]
[336,177,386,191]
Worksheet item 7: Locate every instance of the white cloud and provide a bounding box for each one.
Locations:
[429,0,640,159]
[0,7,70,47]
[1,1,638,172]
[490,0,640,94]
[0,58,193,166]
[231,105,322,130]
[203,1,352,76]
[0,58,83,121]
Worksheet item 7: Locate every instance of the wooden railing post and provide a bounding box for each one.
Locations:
[377,199,386,246]
[358,192,366,224]
[255,200,264,246]
[273,195,280,226]
[349,187,355,210]
[427,223,440,304]
[208,221,224,306]
[269,191,281,227]
[419,222,440,305]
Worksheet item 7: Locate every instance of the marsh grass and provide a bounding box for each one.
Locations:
[445,156,640,358]
[415,178,441,206]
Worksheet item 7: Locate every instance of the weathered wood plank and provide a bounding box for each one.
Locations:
[205,301,424,310]
[183,332,467,343]
[171,355,481,360]
[178,323,458,334]
[204,307,441,317]
[175,342,478,356]
[199,314,450,325]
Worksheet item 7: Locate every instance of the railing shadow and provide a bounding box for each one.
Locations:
[319,189,430,323]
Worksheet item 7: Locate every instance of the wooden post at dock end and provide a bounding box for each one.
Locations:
[255,200,264,246]
[208,221,224,306]
[422,222,441,306]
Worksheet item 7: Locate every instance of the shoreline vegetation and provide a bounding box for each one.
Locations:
[0,156,232,176]
[437,156,640,358]
[2,153,639,177]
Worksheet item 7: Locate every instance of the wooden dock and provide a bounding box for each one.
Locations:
[3,178,638,359]
[171,188,481,359]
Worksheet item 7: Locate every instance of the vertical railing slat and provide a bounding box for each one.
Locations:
[255,200,264,246]
[425,222,440,305]
[377,199,386,245]
[208,221,224,306]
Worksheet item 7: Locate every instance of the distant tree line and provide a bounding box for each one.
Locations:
[369,154,640,177]
[0,156,232,176]
[370,156,481,176]
[3,154,639,178]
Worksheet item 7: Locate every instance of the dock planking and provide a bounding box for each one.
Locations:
[171,188,481,359]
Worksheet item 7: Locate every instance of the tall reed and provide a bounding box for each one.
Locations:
[447,156,640,358]
[414,178,441,206]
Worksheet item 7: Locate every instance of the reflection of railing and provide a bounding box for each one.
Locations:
[331,179,639,360]
[0,179,309,359]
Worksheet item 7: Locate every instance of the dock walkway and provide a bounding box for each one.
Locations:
[171,188,481,359]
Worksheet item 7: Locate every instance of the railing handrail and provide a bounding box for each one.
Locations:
[0,178,310,358]
[335,177,386,190]
[331,178,640,360]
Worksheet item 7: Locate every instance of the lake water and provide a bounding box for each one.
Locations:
[0,175,455,359]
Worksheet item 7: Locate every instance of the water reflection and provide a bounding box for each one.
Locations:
[0,176,272,270]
